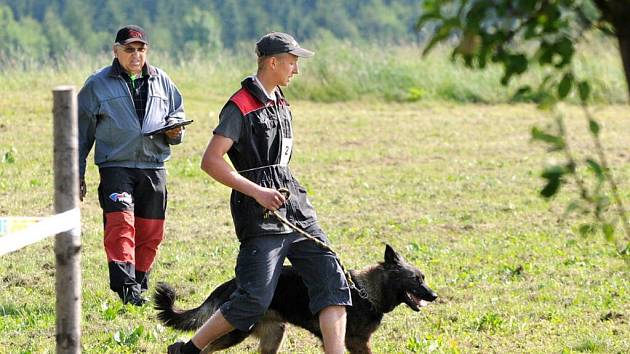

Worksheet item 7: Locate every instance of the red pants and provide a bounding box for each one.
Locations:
[103,211,164,272]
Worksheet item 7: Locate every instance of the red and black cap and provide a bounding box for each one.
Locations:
[255,32,314,58]
[115,25,149,45]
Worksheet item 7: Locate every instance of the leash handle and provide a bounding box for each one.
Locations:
[277,187,291,201]
[263,188,290,219]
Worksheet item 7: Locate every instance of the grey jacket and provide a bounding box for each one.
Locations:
[78,60,185,178]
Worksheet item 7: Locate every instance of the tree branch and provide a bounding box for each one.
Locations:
[581,105,630,241]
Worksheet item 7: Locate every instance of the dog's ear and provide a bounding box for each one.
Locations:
[384,244,403,265]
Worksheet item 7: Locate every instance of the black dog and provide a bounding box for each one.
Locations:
[154,244,437,353]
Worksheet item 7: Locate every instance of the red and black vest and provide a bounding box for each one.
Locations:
[223,77,318,241]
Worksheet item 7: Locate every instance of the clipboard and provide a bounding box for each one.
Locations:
[143,119,193,136]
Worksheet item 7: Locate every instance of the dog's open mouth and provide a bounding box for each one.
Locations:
[404,291,430,311]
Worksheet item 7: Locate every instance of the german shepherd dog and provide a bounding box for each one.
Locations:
[154,244,437,353]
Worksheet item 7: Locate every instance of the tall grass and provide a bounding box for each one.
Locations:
[0,36,625,104]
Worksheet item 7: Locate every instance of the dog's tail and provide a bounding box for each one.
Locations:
[154,280,236,331]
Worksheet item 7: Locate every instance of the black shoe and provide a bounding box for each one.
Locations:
[167,341,185,354]
[124,292,149,307]
[168,341,201,354]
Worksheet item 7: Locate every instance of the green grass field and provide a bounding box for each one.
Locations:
[1,47,629,353]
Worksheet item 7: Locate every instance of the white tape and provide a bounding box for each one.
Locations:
[0,208,81,256]
[0,216,43,235]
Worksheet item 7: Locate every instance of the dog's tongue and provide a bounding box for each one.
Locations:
[406,291,428,307]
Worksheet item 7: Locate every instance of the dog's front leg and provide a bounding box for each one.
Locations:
[252,319,286,354]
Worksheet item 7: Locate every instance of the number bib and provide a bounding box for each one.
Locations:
[279,137,293,165]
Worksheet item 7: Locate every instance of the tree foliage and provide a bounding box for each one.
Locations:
[0,0,422,62]
[421,1,628,98]
[417,0,630,254]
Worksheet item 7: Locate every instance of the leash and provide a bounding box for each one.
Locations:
[265,188,368,300]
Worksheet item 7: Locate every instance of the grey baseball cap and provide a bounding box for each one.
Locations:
[255,32,314,58]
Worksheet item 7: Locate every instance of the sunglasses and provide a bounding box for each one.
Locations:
[120,46,147,54]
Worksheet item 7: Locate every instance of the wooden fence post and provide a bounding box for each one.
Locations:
[53,86,81,353]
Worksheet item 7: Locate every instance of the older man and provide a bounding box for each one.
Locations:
[78,25,186,306]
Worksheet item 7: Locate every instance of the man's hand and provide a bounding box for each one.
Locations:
[164,126,183,139]
[254,187,286,211]
[80,178,86,201]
